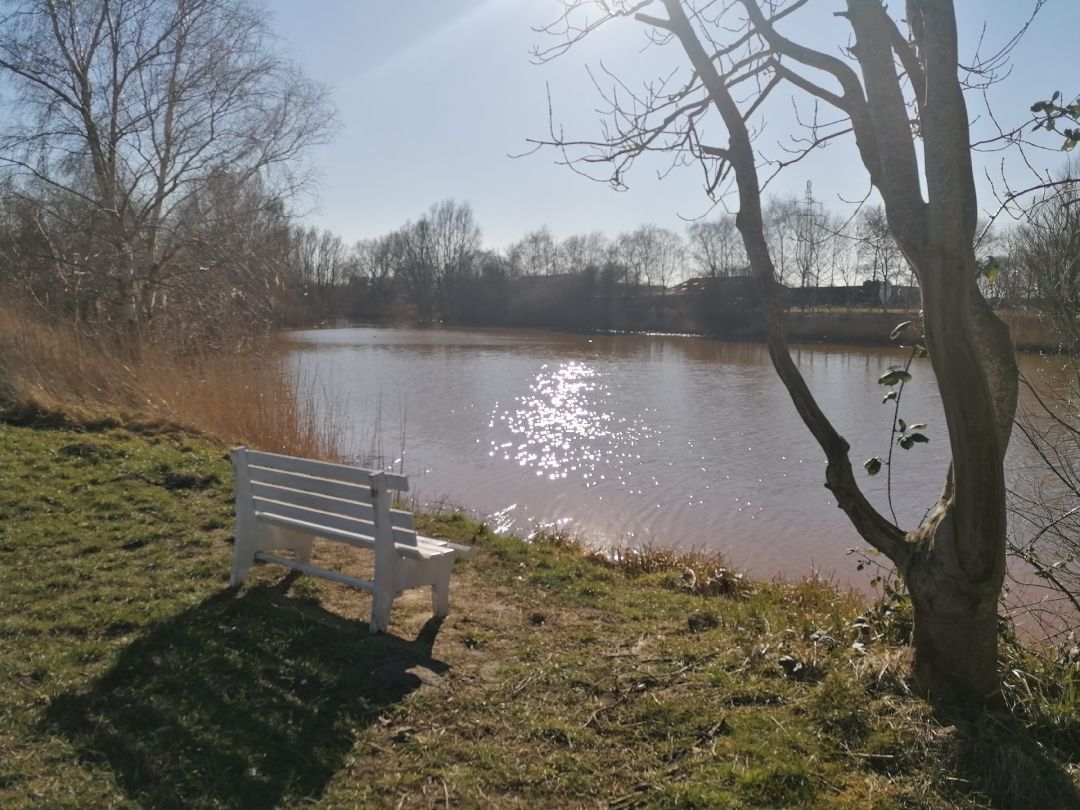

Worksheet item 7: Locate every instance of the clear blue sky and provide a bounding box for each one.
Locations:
[265,0,1076,249]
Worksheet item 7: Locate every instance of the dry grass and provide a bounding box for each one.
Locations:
[511,527,751,598]
[0,305,340,457]
[590,541,749,597]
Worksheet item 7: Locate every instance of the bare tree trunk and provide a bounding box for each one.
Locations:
[900,194,1015,703]
[116,240,141,350]
[906,515,1002,702]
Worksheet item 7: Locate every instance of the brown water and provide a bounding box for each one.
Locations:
[286,325,1063,597]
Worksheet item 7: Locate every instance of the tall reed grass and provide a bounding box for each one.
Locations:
[0,305,341,458]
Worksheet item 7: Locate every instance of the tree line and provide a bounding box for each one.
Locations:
[295,195,915,328]
[289,182,1079,334]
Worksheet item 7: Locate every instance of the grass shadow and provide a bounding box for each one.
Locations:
[42,580,447,809]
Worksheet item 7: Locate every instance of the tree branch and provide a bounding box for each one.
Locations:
[659,0,910,566]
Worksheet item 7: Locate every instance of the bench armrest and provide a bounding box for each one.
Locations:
[419,535,475,559]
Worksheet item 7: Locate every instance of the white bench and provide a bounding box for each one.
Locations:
[229,447,472,632]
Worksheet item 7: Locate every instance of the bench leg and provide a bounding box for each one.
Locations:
[230,515,257,586]
[432,558,454,618]
[294,539,314,566]
[370,583,396,634]
[274,526,313,566]
[230,550,253,586]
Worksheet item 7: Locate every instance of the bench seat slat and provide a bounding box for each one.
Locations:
[254,553,374,591]
[245,450,408,492]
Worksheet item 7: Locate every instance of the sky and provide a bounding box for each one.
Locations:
[264,0,1078,250]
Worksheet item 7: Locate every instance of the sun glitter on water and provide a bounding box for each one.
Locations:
[488,361,656,485]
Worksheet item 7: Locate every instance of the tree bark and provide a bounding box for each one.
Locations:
[906,511,1003,703]
[898,260,1014,701]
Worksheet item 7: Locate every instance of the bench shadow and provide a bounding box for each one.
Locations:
[42,578,447,809]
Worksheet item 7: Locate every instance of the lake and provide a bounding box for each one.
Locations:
[286,325,1065,599]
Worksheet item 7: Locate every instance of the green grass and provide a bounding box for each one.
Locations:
[1,422,1078,808]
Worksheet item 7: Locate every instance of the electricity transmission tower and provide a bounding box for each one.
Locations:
[795,181,824,292]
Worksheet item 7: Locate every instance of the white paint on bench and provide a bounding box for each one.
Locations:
[230,446,472,632]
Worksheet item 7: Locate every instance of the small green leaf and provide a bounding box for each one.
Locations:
[915,344,928,358]
[882,391,898,404]
[899,433,929,450]
[864,457,883,476]
[980,256,1001,283]
[897,418,907,433]
[889,320,913,341]
[878,369,912,386]
[908,423,927,430]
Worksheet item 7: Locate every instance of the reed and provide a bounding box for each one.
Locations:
[0,305,340,458]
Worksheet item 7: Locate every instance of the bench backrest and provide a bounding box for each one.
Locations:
[233,448,420,547]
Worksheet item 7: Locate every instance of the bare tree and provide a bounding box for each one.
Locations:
[1005,177,1080,625]
[396,199,480,322]
[510,227,560,277]
[0,0,333,340]
[819,211,860,290]
[397,218,437,323]
[167,170,293,346]
[355,231,407,308]
[614,228,645,286]
[763,196,801,287]
[1008,175,1080,319]
[0,177,108,321]
[559,231,609,274]
[428,198,481,318]
[537,0,1020,702]
[686,215,745,278]
[857,205,911,301]
[652,224,686,289]
[616,223,683,288]
[291,226,348,294]
[793,183,824,291]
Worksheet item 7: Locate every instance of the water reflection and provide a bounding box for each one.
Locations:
[490,361,655,487]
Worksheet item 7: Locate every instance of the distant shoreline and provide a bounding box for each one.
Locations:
[298,308,1066,354]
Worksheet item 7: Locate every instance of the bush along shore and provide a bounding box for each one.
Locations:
[1,417,1079,809]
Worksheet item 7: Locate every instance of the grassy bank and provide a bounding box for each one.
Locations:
[1,421,1079,808]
